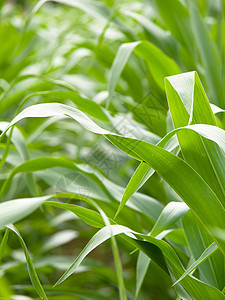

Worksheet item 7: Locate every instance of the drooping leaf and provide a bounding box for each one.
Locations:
[0,196,49,228]
[6,225,48,300]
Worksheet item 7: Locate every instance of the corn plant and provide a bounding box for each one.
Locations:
[0,0,225,299]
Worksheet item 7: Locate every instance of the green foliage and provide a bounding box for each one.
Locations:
[0,0,225,299]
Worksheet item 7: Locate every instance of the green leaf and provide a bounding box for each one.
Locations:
[165,72,225,288]
[155,0,195,60]
[150,202,189,237]
[1,103,109,138]
[124,11,178,58]
[189,3,224,107]
[108,40,181,105]
[108,41,140,105]
[0,228,9,261]
[54,225,133,286]
[56,224,225,299]
[135,252,150,299]
[0,122,38,197]
[21,90,109,122]
[0,196,49,228]
[0,155,163,222]
[114,135,178,218]
[135,201,189,298]
[141,233,225,300]
[2,101,225,254]
[173,242,218,287]
[114,162,152,219]
[6,224,48,300]
[49,196,127,299]
[166,71,225,205]
[114,122,225,217]
[106,134,225,255]
[0,122,28,161]
[45,199,105,228]
[182,211,224,289]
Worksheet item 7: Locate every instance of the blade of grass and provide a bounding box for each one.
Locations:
[6,224,48,300]
[173,242,218,287]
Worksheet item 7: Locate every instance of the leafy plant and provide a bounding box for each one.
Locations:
[0,0,225,299]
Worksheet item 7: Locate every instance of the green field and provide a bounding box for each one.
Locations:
[0,1,225,299]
